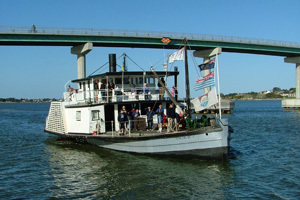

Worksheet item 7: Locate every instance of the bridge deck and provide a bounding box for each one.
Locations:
[1,26,300,57]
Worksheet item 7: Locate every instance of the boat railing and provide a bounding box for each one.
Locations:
[63,86,178,104]
[91,114,219,137]
[95,117,151,137]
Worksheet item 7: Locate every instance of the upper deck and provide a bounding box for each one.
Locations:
[64,70,179,106]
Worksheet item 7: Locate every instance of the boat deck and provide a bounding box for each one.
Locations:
[63,125,223,139]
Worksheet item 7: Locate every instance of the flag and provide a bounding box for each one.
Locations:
[191,87,218,112]
[194,71,215,91]
[198,58,215,71]
[168,48,184,63]
[122,55,126,71]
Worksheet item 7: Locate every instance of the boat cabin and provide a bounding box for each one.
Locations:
[59,68,180,135]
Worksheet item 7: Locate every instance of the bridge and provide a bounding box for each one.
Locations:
[1,26,300,109]
[1,26,300,56]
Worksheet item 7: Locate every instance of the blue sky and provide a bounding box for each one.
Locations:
[1,0,300,99]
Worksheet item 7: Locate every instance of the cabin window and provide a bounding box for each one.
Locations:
[76,111,81,121]
[138,77,143,84]
[92,110,100,121]
[115,77,130,85]
[115,78,121,84]
[124,77,130,84]
[148,77,154,84]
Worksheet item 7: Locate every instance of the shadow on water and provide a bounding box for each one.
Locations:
[44,137,236,200]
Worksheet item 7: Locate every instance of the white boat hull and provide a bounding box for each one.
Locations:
[85,120,229,158]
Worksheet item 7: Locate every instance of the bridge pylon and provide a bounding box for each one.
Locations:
[283,56,300,110]
[71,42,93,79]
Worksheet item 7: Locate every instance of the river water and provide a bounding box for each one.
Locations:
[0,100,300,199]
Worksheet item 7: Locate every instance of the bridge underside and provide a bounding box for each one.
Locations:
[1,33,300,57]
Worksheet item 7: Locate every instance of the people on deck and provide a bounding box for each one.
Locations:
[156,104,164,132]
[118,109,127,136]
[67,85,73,93]
[145,107,155,130]
[108,80,115,102]
[131,84,138,100]
[114,85,122,95]
[178,113,186,130]
[167,104,176,132]
[142,83,149,100]
[171,86,176,98]
[132,108,140,131]
[94,80,99,102]
[67,85,73,100]
[100,80,106,102]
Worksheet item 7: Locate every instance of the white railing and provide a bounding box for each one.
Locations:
[63,86,178,104]
[93,116,157,136]
[1,25,300,48]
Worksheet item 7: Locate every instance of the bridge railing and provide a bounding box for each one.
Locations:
[0,25,300,48]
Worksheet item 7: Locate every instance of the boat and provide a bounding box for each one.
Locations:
[44,42,232,159]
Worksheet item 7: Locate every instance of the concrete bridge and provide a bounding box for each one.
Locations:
[1,26,300,109]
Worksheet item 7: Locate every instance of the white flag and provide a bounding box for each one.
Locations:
[191,87,218,112]
[168,48,184,63]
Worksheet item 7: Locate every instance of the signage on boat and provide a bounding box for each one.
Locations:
[192,87,218,112]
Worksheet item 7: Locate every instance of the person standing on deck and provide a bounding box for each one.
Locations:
[167,104,176,132]
[100,80,106,102]
[145,107,155,130]
[118,110,127,135]
[132,108,140,131]
[131,84,138,100]
[156,104,164,132]
[142,83,149,100]
[67,85,73,100]
[94,80,99,102]
[108,80,115,102]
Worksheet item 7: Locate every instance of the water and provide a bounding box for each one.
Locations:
[0,101,300,199]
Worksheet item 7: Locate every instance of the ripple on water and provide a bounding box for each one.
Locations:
[1,101,300,199]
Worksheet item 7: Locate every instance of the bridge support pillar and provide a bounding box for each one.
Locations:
[71,42,93,79]
[282,57,300,110]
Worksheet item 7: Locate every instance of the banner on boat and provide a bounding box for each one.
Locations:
[168,48,184,63]
[198,58,215,71]
[194,71,215,91]
[191,87,218,112]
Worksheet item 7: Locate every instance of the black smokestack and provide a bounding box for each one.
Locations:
[109,54,116,72]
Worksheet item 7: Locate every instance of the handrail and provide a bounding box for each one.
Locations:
[0,25,300,48]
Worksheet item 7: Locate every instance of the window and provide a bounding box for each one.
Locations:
[124,77,130,84]
[76,111,81,121]
[115,77,130,85]
[92,110,100,121]
[139,77,143,84]
[115,78,122,84]
[148,77,154,84]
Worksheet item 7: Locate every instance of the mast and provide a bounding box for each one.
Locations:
[184,38,191,117]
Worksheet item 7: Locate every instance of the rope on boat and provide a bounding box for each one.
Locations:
[88,61,109,77]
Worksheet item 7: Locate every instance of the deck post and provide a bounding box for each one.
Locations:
[114,104,119,132]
